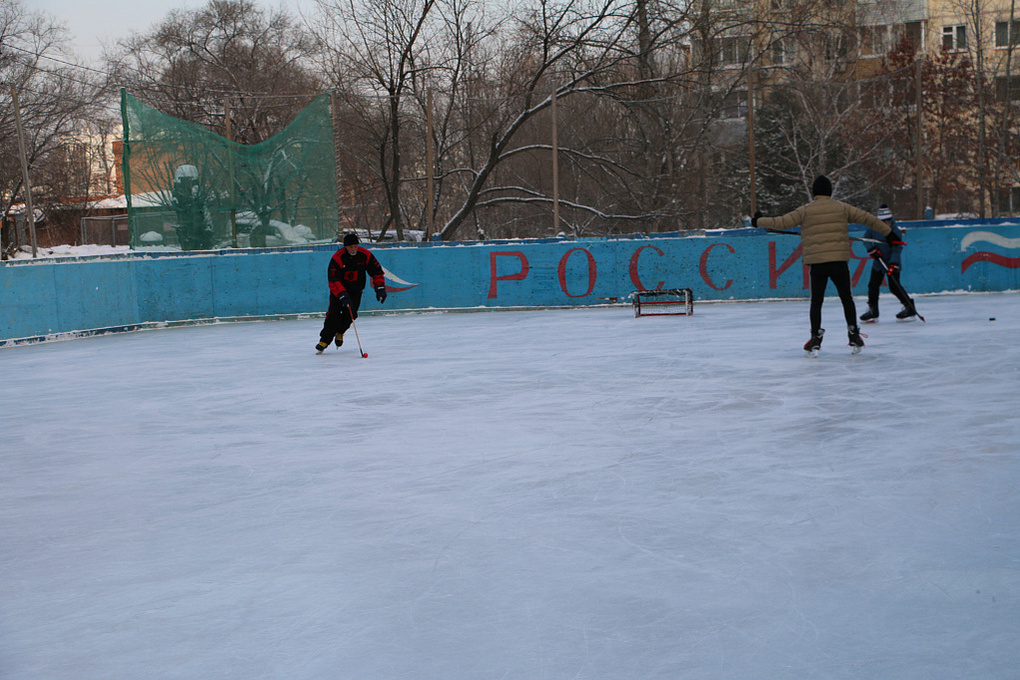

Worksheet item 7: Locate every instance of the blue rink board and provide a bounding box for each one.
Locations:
[2,221,1018,343]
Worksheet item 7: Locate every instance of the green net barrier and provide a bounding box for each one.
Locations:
[120,91,338,250]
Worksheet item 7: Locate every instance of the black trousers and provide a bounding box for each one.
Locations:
[319,288,364,342]
[866,266,912,311]
[808,261,856,334]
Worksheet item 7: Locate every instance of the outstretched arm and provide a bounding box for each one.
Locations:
[847,206,892,238]
[757,206,807,232]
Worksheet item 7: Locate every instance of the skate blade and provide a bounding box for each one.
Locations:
[851,346,863,354]
[805,349,819,358]
[896,316,918,323]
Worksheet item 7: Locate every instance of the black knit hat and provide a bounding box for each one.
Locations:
[811,175,832,197]
[343,232,360,246]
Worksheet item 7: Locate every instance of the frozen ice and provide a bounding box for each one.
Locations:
[1,293,1018,679]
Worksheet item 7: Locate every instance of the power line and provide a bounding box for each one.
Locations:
[5,43,327,101]
[5,44,110,78]
[4,44,106,91]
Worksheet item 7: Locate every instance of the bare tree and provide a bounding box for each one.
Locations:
[966,0,1020,215]
[1,0,109,256]
[108,0,323,144]
[744,0,893,212]
[315,0,737,241]
[313,0,445,240]
[852,38,981,217]
[435,0,665,240]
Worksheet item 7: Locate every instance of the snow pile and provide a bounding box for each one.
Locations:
[9,244,131,259]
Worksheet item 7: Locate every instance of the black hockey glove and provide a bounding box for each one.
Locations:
[375,285,387,303]
[336,290,351,308]
[751,210,762,228]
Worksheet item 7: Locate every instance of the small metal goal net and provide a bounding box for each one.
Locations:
[633,288,694,317]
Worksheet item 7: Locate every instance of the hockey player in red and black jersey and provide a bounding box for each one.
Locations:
[316,232,387,353]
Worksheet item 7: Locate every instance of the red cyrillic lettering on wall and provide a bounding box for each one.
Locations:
[768,241,803,289]
[629,246,665,291]
[699,243,734,291]
[558,248,597,298]
[488,251,530,298]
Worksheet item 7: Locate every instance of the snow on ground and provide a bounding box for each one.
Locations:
[8,244,133,259]
[1,293,1018,679]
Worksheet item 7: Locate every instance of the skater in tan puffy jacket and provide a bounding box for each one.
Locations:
[753,175,894,355]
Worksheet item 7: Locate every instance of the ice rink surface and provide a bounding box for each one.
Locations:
[2,293,1018,679]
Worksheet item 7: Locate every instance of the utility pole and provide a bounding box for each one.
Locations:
[551,85,560,234]
[915,58,924,220]
[11,85,38,257]
[426,89,435,239]
[748,66,757,218]
[225,97,238,247]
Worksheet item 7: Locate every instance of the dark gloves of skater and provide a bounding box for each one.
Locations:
[336,290,351,308]
[375,285,387,303]
[751,210,762,228]
[868,248,881,260]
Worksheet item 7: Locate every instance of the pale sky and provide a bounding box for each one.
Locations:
[29,0,317,63]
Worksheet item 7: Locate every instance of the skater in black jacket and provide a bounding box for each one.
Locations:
[316,232,387,353]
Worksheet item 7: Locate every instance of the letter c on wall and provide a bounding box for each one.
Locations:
[629,245,665,291]
[699,243,734,290]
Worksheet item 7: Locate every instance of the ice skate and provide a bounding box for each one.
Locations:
[803,328,824,357]
[848,326,865,354]
[860,307,879,323]
[335,333,344,347]
[896,305,917,322]
[315,340,329,354]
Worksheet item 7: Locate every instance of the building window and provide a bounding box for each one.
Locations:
[995,75,1020,100]
[859,79,897,110]
[826,33,849,62]
[860,25,891,56]
[904,22,924,52]
[995,20,1020,48]
[996,186,1020,215]
[719,90,748,119]
[715,36,750,67]
[770,39,786,65]
[942,25,967,52]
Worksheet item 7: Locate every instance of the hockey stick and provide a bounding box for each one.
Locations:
[761,227,885,244]
[871,255,925,322]
[347,304,369,358]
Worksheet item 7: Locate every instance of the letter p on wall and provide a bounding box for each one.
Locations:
[488,251,530,298]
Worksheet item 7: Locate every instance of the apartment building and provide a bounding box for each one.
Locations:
[699,0,1020,216]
